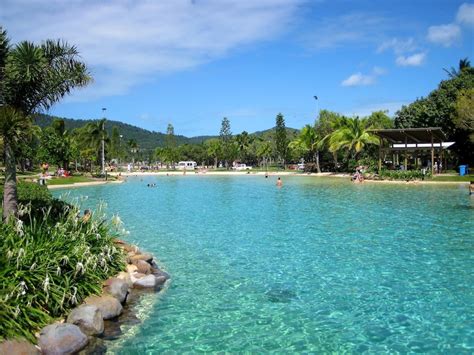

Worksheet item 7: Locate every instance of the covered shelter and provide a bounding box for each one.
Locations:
[370,127,454,175]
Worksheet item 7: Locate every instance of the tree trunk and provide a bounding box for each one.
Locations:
[3,139,18,222]
[315,151,321,173]
[214,157,217,169]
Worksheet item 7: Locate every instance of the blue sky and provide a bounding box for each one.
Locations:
[1,0,473,136]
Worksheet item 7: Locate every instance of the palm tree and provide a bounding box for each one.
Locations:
[235,131,251,162]
[444,57,472,78]
[328,117,379,161]
[79,119,108,172]
[0,27,91,220]
[0,107,35,220]
[289,125,324,173]
[256,140,272,171]
[127,139,139,165]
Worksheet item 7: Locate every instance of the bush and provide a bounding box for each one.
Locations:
[0,204,126,342]
[0,181,71,221]
[377,169,431,181]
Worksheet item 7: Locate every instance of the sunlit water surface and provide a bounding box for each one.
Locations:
[54,176,474,353]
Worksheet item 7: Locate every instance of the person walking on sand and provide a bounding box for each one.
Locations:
[276,177,283,187]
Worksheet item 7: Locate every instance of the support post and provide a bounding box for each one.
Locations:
[404,136,408,170]
[378,140,382,173]
[431,133,434,176]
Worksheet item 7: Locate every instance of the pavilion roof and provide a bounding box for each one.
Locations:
[369,127,446,144]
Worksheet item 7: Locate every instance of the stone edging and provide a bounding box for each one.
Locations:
[0,240,169,354]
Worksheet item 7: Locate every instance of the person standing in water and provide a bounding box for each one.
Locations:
[276,177,283,187]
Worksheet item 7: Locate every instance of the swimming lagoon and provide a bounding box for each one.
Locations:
[54,176,474,353]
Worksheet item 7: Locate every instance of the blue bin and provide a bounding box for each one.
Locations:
[459,165,467,176]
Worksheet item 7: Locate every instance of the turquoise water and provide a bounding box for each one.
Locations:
[54,176,474,353]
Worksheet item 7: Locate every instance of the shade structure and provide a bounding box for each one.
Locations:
[369,127,453,175]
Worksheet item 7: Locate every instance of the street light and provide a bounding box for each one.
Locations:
[101,108,106,176]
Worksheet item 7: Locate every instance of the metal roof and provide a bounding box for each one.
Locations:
[369,127,446,143]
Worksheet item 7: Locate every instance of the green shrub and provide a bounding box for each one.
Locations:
[377,169,431,180]
[0,204,126,342]
[0,181,52,205]
[0,181,71,221]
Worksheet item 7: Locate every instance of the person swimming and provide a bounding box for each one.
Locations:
[276,177,283,187]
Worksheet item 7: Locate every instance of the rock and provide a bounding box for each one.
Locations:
[84,295,123,320]
[133,274,156,288]
[38,323,88,355]
[155,275,167,286]
[116,271,133,287]
[151,267,170,280]
[67,305,104,336]
[126,264,138,273]
[130,253,153,263]
[135,260,151,274]
[104,278,129,303]
[0,339,40,355]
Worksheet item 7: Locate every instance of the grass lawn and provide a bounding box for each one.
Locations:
[431,174,474,182]
[45,175,97,185]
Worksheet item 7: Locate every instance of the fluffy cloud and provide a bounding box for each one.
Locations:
[396,53,426,66]
[377,37,417,55]
[0,0,303,99]
[341,67,386,87]
[427,24,461,47]
[456,3,474,26]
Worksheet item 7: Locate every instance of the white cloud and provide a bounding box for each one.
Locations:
[456,3,474,26]
[395,52,426,66]
[377,37,417,55]
[341,73,375,87]
[341,67,386,87]
[0,0,303,100]
[304,12,390,50]
[427,24,461,47]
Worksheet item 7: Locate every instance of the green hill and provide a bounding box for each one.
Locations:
[34,114,298,149]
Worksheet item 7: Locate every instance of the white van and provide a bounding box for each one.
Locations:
[176,161,197,170]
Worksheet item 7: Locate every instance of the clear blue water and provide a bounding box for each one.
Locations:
[54,176,474,353]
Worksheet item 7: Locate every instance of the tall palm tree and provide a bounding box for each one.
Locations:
[328,118,379,161]
[289,125,324,173]
[0,107,35,220]
[256,140,272,171]
[79,119,108,171]
[235,131,251,162]
[0,27,91,220]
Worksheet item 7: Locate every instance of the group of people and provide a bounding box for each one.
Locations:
[146,183,157,187]
[351,166,365,183]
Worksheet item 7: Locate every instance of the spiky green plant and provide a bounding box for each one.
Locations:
[0,202,126,342]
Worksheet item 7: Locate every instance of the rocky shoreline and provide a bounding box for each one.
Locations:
[0,240,169,354]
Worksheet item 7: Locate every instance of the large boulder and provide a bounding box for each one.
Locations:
[135,260,151,274]
[104,278,129,303]
[38,323,88,355]
[66,305,104,336]
[126,264,138,274]
[116,271,133,288]
[84,295,123,320]
[0,339,39,355]
[130,253,153,264]
[155,275,167,286]
[133,274,157,288]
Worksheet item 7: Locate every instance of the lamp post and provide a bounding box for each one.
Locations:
[101,108,106,176]
[313,95,319,120]
[119,134,123,166]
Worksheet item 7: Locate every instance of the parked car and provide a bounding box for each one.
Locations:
[233,164,252,170]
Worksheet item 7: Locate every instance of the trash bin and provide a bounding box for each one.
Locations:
[459,165,467,176]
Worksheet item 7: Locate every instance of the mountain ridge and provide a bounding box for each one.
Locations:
[34,114,298,150]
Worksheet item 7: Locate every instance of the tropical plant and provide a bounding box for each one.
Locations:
[219,117,232,168]
[328,117,379,162]
[289,124,324,173]
[205,139,222,168]
[0,201,126,342]
[0,27,91,220]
